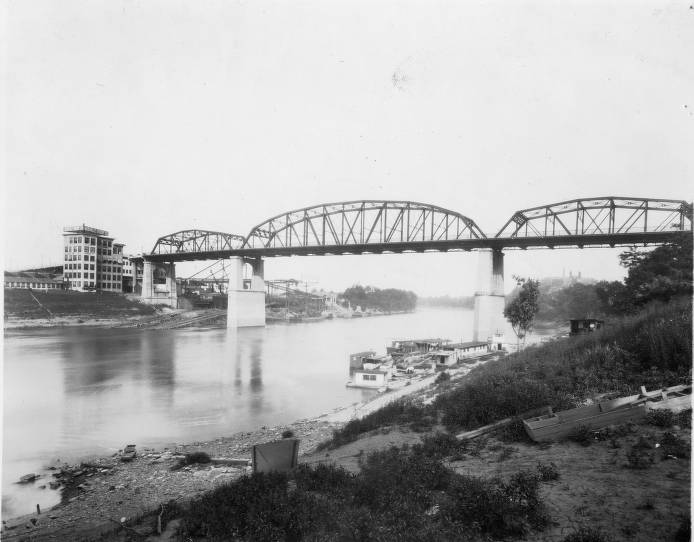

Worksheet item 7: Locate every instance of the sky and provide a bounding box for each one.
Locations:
[2,0,693,296]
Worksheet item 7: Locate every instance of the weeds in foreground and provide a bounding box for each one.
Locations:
[317,399,431,450]
[660,432,689,459]
[568,425,593,446]
[536,461,560,481]
[646,409,675,427]
[179,445,550,541]
[562,526,613,542]
[624,446,655,469]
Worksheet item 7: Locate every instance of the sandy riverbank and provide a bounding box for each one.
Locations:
[0,360,487,540]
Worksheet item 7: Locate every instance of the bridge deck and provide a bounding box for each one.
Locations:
[145,231,688,262]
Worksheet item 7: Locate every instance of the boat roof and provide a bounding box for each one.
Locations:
[444,341,488,349]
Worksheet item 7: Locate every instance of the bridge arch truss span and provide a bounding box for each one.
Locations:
[496,197,692,240]
[150,230,246,257]
[242,200,486,252]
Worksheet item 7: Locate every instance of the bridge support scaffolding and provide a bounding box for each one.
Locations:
[472,249,505,348]
[141,260,178,308]
[227,256,266,328]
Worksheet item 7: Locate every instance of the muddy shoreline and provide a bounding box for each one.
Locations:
[0,363,482,540]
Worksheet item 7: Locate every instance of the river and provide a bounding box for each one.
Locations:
[2,308,537,519]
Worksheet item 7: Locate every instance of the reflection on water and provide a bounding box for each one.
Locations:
[2,308,515,518]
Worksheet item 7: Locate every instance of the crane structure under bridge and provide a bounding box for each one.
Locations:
[140,197,692,341]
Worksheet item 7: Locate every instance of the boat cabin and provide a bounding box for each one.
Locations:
[431,350,457,367]
[350,351,376,369]
[442,341,489,360]
[352,369,389,388]
[569,319,604,335]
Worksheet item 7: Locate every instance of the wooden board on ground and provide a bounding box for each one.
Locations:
[252,439,300,473]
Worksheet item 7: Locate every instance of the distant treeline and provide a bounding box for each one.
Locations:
[512,236,693,321]
[418,295,474,309]
[341,285,417,312]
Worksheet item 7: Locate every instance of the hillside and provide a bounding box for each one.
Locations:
[3,289,156,321]
[164,298,691,541]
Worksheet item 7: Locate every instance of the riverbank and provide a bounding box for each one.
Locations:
[0,360,485,540]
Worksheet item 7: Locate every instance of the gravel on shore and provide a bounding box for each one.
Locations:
[1,362,490,541]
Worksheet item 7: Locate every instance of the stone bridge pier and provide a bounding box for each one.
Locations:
[141,260,178,307]
[227,256,266,328]
[472,248,505,349]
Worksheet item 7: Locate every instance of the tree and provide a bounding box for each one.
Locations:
[504,276,540,349]
[619,236,692,307]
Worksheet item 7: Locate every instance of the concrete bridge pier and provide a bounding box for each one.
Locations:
[141,260,178,307]
[227,256,266,328]
[472,248,505,348]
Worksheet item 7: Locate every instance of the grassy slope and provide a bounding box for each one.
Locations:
[437,298,691,433]
[3,288,156,319]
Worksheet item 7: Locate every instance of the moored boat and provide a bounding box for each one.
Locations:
[523,384,692,442]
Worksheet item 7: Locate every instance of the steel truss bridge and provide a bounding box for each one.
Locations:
[147,197,692,262]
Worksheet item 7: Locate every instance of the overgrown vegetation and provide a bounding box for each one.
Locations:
[436,298,691,435]
[179,445,550,541]
[317,297,691,452]
[562,527,613,542]
[318,399,435,450]
[537,236,692,320]
[3,288,156,319]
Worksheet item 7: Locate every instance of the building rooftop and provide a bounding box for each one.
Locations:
[63,225,109,236]
[5,271,64,284]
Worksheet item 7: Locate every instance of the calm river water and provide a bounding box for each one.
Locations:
[2,308,524,518]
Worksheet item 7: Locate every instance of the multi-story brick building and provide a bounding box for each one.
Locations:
[63,225,125,292]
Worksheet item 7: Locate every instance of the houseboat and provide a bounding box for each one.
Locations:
[347,368,391,390]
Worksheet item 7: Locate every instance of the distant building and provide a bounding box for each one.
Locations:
[62,225,124,292]
[4,270,65,290]
[122,255,144,294]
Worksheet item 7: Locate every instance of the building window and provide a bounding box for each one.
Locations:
[362,374,377,381]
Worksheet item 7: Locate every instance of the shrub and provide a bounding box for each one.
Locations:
[562,527,612,542]
[646,409,675,427]
[317,399,430,450]
[177,443,551,541]
[536,461,560,481]
[293,463,354,494]
[413,432,465,460]
[436,371,451,384]
[660,432,689,459]
[281,429,295,438]
[437,376,553,431]
[625,446,654,469]
[441,469,546,537]
[676,409,692,429]
[568,425,593,446]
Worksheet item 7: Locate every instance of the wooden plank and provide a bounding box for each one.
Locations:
[456,417,513,440]
[456,405,553,441]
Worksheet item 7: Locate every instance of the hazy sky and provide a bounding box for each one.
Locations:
[3,1,692,296]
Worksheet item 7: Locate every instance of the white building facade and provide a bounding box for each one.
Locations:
[63,225,124,292]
